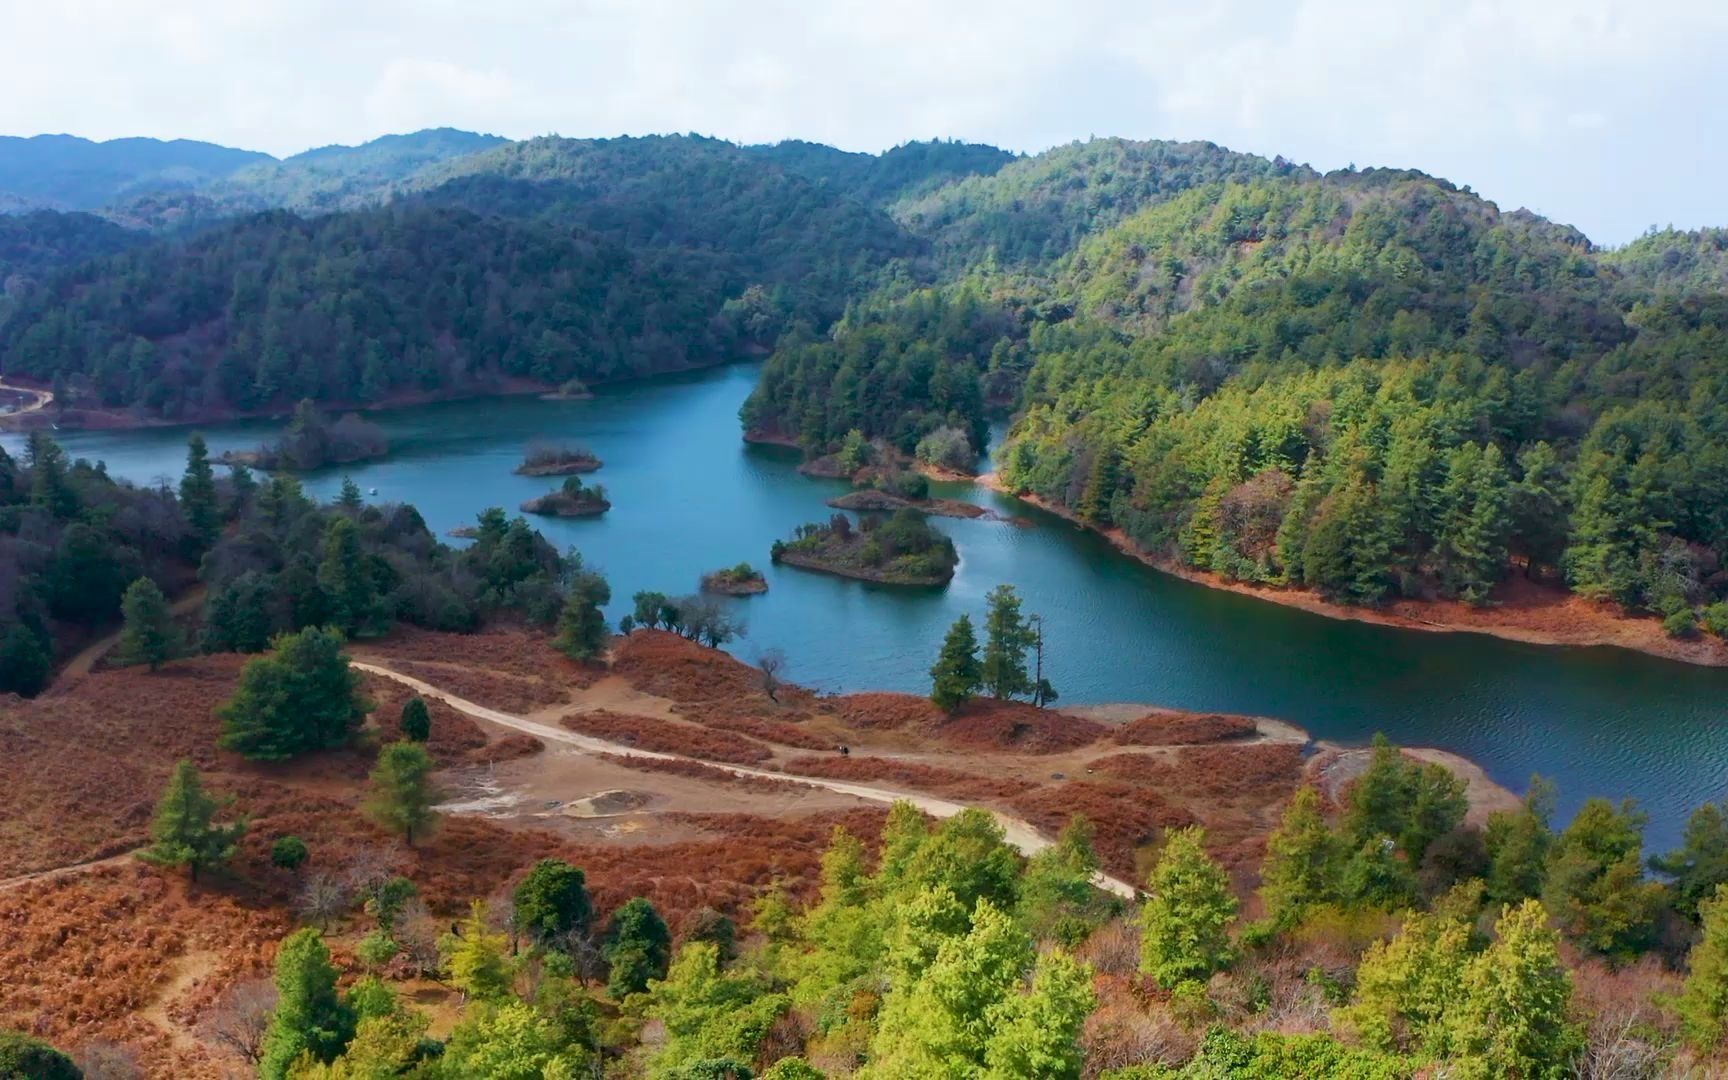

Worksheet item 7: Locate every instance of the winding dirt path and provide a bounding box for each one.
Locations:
[0,378,53,418]
[353,660,1140,900]
[51,586,206,689]
[0,851,137,892]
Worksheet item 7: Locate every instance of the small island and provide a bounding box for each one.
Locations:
[701,562,769,596]
[521,475,611,518]
[771,510,958,586]
[827,466,991,520]
[539,377,594,401]
[514,441,603,476]
[219,400,388,471]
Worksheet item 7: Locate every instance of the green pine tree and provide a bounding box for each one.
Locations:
[399,696,431,742]
[116,576,180,671]
[1257,785,1339,928]
[138,760,246,883]
[218,626,367,760]
[513,858,594,950]
[1445,900,1581,1079]
[553,569,612,660]
[180,433,221,551]
[929,613,982,713]
[365,741,437,846]
[316,516,381,637]
[1679,884,1728,1052]
[603,897,672,998]
[260,928,355,1079]
[1138,826,1238,987]
[979,584,1035,700]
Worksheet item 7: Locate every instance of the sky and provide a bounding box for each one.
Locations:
[2,0,1724,244]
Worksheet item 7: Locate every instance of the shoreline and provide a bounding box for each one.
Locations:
[976,473,1728,669]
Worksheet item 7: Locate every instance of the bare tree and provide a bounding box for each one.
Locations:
[75,1041,143,1080]
[201,978,277,1066]
[756,648,788,703]
[295,870,352,930]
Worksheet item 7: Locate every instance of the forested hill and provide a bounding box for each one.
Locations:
[0,205,735,417]
[744,160,1728,634]
[0,134,271,210]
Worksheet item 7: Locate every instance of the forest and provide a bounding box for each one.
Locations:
[743,160,1728,631]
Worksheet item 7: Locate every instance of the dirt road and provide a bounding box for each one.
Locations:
[353,660,1141,900]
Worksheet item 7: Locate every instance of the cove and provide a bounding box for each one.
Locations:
[15,363,1728,848]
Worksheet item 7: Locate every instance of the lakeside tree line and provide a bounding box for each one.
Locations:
[746,165,1728,631]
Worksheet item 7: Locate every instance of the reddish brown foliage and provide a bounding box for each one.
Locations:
[692,710,835,751]
[386,660,569,714]
[1011,781,1196,879]
[361,627,600,689]
[780,755,1035,801]
[560,710,772,764]
[1111,711,1258,746]
[611,630,770,705]
[597,753,802,795]
[827,692,944,731]
[363,675,488,765]
[927,699,1107,754]
[0,862,286,1076]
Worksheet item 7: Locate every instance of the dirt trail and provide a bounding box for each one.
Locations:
[0,378,53,417]
[353,660,1140,900]
[0,851,136,892]
[51,587,206,688]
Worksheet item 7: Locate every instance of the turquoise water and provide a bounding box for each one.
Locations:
[15,364,1728,847]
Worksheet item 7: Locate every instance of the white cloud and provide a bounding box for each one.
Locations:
[0,0,1723,241]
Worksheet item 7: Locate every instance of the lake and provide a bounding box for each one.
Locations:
[16,363,1728,848]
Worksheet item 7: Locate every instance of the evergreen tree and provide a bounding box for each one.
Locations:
[1138,826,1237,987]
[271,835,309,871]
[1336,888,1477,1057]
[604,897,672,998]
[218,626,367,760]
[316,516,382,637]
[440,901,514,1002]
[228,461,258,516]
[1542,797,1663,956]
[1340,734,1464,865]
[981,949,1096,1080]
[116,576,180,671]
[553,569,612,660]
[1652,801,1728,920]
[1484,776,1556,905]
[26,431,78,519]
[864,899,1032,1077]
[1445,900,1581,1080]
[1510,440,1569,578]
[929,613,982,712]
[1258,785,1339,927]
[260,928,355,1080]
[399,695,431,742]
[138,759,245,883]
[365,741,437,846]
[645,941,788,1074]
[1019,815,1101,944]
[180,433,221,551]
[979,583,1035,699]
[201,571,277,654]
[0,1030,81,1080]
[1680,884,1728,1052]
[337,475,364,512]
[0,622,52,697]
[513,859,594,950]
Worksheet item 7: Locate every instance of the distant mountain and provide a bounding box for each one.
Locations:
[1604,226,1728,293]
[406,134,925,327]
[746,138,1016,206]
[206,127,510,213]
[0,134,271,211]
[0,210,144,292]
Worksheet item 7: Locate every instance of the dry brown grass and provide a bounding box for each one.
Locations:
[827,692,945,731]
[1111,711,1258,746]
[597,753,804,795]
[1011,781,1197,879]
[362,627,601,689]
[362,673,488,765]
[560,710,772,764]
[927,699,1108,754]
[780,755,1036,801]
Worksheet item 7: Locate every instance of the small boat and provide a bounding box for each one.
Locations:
[368,487,379,496]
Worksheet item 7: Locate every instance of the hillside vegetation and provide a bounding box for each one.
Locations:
[744,157,1728,632]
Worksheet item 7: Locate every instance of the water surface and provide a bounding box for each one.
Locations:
[18,365,1728,847]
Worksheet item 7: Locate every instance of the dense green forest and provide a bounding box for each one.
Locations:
[745,158,1728,629]
[0,429,597,695]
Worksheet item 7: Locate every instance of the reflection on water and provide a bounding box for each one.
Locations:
[14,363,1728,847]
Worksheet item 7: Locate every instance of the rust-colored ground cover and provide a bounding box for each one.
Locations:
[560,709,773,764]
[780,755,1036,801]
